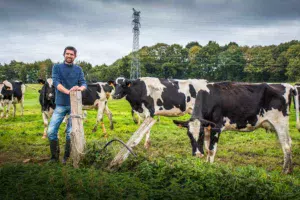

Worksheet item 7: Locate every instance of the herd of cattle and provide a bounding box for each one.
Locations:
[1,78,300,173]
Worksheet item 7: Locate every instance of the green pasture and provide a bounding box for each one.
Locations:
[0,84,300,199]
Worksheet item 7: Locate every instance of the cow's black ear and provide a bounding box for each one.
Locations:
[173,120,189,128]
[37,79,45,84]
[125,80,132,87]
[107,80,115,87]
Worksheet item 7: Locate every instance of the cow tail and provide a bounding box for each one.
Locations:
[294,86,300,131]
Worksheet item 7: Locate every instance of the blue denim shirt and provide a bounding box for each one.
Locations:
[52,63,87,106]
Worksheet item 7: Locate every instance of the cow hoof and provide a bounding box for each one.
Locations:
[195,152,204,158]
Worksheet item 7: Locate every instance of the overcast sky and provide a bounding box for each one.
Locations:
[1,0,300,66]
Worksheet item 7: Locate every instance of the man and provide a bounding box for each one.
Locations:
[47,46,87,164]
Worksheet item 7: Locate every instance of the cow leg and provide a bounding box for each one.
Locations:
[13,103,16,117]
[272,120,292,174]
[0,102,4,118]
[197,131,205,157]
[105,104,113,130]
[204,127,211,161]
[42,112,49,139]
[93,101,106,133]
[21,85,25,116]
[131,109,138,124]
[207,131,220,163]
[20,97,24,116]
[5,101,12,118]
[131,109,142,125]
[137,115,141,125]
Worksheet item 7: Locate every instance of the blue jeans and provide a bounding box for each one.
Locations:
[47,105,72,141]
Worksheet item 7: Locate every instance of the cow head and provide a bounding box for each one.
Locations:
[1,80,13,100]
[112,77,132,99]
[37,79,46,85]
[103,81,115,93]
[173,118,205,158]
[38,78,55,102]
[101,81,115,99]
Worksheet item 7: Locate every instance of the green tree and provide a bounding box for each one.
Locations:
[194,41,221,80]
[244,46,275,82]
[215,45,246,81]
[185,41,201,49]
[285,44,300,81]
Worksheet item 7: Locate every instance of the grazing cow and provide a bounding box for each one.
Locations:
[0,80,25,118]
[173,82,300,174]
[112,77,208,148]
[38,78,115,136]
[81,82,115,133]
[38,78,56,139]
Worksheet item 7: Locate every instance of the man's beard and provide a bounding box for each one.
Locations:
[65,58,74,64]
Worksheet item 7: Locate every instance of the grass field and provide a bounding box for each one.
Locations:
[1,84,300,199]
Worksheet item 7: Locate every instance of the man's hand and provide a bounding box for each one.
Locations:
[69,86,86,93]
[70,86,80,91]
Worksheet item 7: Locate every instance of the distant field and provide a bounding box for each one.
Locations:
[0,84,300,199]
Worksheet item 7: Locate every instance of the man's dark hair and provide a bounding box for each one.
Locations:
[63,46,77,56]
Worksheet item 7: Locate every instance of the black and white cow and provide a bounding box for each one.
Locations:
[112,77,208,148]
[38,78,56,139]
[38,78,115,137]
[81,82,115,133]
[173,82,300,174]
[0,80,25,118]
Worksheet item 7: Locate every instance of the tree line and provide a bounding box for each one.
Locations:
[1,40,300,83]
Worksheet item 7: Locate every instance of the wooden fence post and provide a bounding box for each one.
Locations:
[70,91,85,168]
[109,117,156,169]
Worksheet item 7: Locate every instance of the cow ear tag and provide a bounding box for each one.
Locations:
[207,125,211,131]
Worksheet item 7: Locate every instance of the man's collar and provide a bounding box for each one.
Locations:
[64,62,74,66]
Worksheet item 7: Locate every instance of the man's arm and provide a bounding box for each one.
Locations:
[57,84,71,94]
[52,64,71,94]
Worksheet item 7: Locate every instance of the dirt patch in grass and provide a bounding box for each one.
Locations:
[0,152,49,166]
